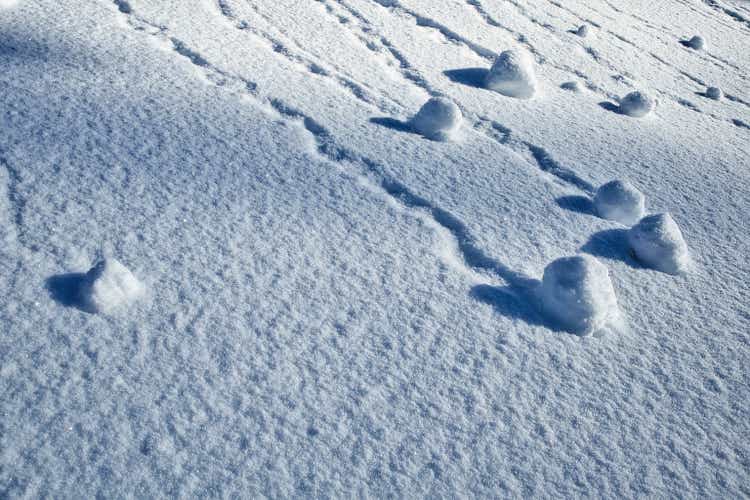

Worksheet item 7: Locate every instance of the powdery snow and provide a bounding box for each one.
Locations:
[1,0,748,497]
[594,179,646,226]
[539,255,619,336]
[628,213,691,274]
[484,49,538,99]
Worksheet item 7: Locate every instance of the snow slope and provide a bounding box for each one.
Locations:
[1,0,748,497]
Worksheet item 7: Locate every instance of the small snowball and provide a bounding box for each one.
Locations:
[561,81,582,92]
[484,49,538,99]
[540,255,619,335]
[706,86,722,100]
[82,258,145,313]
[619,90,656,118]
[687,35,706,50]
[576,25,590,37]
[594,179,646,226]
[410,97,462,141]
[628,213,690,274]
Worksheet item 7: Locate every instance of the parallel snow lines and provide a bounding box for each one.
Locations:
[108,0,538,292]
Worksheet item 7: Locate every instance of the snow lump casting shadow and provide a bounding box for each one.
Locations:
[46,273,94,313]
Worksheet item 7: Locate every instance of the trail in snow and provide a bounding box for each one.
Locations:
[109,0,542,303]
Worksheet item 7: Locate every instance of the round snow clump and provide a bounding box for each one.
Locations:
[628,213,690,274]
[594,179,646,226]
[540,255,619,335]
[561,81,582,92]
[410,97,462,141]
[687,35,706,50]
[484,49,538,99]
[576,24,590,37]
[706,86,722,100]
[82,258,145,313]
[619,90,656,118]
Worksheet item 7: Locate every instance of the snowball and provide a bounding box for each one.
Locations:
[619,90,656,118]
[687,35,706,50]
[561,81,582,92]
[410,97,462,141]
[484,49,537,99]
[594,179,646,226]
[576,25,590,37]
[540,255,619,335]
[706,86,722,100]
[82,258,145,313]
[628,213,690,274]
[0,0,19,8]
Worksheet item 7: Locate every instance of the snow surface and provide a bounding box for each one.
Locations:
[1,0,749,497]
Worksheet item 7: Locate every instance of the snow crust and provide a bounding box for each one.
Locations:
[0,0,19,8]
[594,179,646,226]
[410,96,462,141]
[484,49,537,99]
[628,213,690,274]
[619,91,656,117]
[540,255,619,335]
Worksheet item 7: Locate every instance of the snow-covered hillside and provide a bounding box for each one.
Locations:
[1,0,748,496]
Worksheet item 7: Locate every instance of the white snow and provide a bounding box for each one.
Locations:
[410,96,462,141]
[1,0,748,497]
[687,34,706,50]
[484,49,538,99]
[81,258,145,314]
[628,213,691,274]
[576,24,591,38]
[706,86,723,100]
[539,255,619,335]
[594,179,646,226]
[0,0,19,9]
[619,90,656,117]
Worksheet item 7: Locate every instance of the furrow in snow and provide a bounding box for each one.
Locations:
[109,1,536,294]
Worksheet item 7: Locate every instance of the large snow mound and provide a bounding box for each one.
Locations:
[484,49,538,99]
[82,258,145,314]
[619,91,656,117]
[594,179,646,226]
[540,255,619,335]
[628,213,690,274]
[410,96,463,141]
